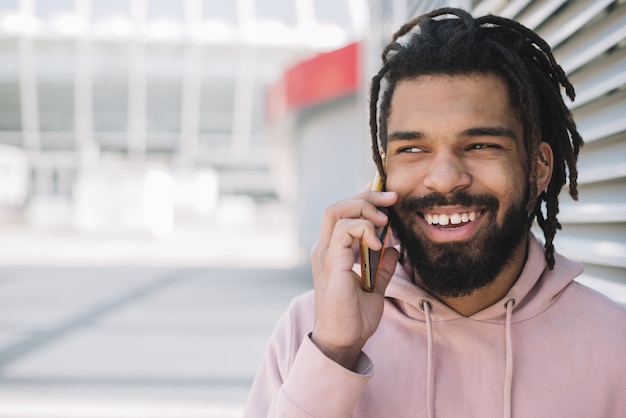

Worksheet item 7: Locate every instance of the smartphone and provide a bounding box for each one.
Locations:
[359,171,390,292]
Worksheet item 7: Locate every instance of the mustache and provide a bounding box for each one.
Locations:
[400,191,500,213]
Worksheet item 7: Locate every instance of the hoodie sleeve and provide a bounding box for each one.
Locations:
[243,296,374,417]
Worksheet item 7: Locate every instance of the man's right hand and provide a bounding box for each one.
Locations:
[310,190,399,370]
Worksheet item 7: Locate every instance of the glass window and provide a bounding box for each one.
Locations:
[145,44,183,134]
[35,41,74,136]
[204,1,237,23]
[148,0,183,19]
[315,0,350,27]
[92,0,129,19]
[199,78,234,136]
[0,0,19,12]
[0,40,21,132]
[256,0,296,26]
[250,79,267,136]
[92,43,128,133]
[35,0,73,18]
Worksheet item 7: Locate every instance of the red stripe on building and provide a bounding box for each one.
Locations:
[268,42,361,121]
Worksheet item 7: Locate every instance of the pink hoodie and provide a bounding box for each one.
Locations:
[244,236,626,417]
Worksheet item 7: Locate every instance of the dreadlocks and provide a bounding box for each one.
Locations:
[369,8,583,269]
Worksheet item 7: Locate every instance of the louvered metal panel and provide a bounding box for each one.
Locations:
[553,4,626,74]
[513,0,568,28]
[567,48,626,109]
[538,0,614,47]
[498,0,532,18]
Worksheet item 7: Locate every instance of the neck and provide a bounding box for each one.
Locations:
[426,237,529,317]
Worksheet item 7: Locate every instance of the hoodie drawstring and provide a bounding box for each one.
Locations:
[420,299,434,418]
[503,298,516,418]
[419,297,516,418]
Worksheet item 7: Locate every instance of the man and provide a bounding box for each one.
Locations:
[244,8,626,417]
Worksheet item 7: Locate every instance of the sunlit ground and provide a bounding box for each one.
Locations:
[0,202,310,418]
[0,398,242,418]
[0,200,302,268]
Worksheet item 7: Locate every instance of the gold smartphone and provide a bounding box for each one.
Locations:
[359,171,390,292]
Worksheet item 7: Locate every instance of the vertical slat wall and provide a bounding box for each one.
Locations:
[368,0,626,304]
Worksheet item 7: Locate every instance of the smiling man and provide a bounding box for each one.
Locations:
[244,8,626,418]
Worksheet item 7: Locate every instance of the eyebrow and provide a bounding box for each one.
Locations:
[387,126,518,142]
[387,130,424,142]
[462,126,518,140]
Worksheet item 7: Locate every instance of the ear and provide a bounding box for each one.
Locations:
[536,142,553,196]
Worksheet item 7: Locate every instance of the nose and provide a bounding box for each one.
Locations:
[423,152,471,194]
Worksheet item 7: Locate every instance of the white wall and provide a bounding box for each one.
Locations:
[299,97,359,251]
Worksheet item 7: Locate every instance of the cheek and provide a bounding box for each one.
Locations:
[475,166,527,220]
[470,158,526,191]
[384,165,424,195]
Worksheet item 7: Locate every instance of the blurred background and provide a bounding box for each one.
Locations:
[0,0,624,416]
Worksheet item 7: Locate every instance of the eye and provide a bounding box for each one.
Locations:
[467,143,502,151]
[398,146,424,153]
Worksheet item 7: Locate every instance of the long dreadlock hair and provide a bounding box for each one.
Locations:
[369,8,583,269]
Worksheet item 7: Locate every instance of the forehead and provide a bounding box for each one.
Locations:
[387,73,522,136]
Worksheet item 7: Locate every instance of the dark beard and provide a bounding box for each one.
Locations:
[387,191,529,298]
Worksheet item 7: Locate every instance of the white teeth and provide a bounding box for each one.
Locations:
[425,211,479,225]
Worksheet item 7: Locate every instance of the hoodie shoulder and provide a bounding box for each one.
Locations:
[562,279,626,320]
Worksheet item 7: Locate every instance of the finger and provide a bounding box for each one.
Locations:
[328,218,386,252]
[318,194,395,249]
[367,190,398,207]
[310,240,320,263]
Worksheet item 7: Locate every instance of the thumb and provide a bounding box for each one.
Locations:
[373,247,399,295]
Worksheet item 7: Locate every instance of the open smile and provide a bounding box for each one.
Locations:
[417,208,487,240]
[424,210,481,226]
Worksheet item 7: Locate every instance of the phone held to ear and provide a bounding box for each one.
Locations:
[359,171,390,292]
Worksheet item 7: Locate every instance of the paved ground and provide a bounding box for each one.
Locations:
[0,222,312,418]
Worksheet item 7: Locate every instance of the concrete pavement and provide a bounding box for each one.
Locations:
[0,220,312,417]
[0,265,312,417]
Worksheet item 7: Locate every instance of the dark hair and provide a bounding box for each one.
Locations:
[369,8,583,268]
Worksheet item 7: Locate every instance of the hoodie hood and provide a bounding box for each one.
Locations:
[384,233,584,323]
[383,234,584,418]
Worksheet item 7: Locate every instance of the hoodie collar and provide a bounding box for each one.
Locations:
[385,234,584,323]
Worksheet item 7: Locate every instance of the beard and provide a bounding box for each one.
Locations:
[387,190,529,298]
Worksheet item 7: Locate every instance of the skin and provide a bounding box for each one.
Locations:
[310,73,553,370]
